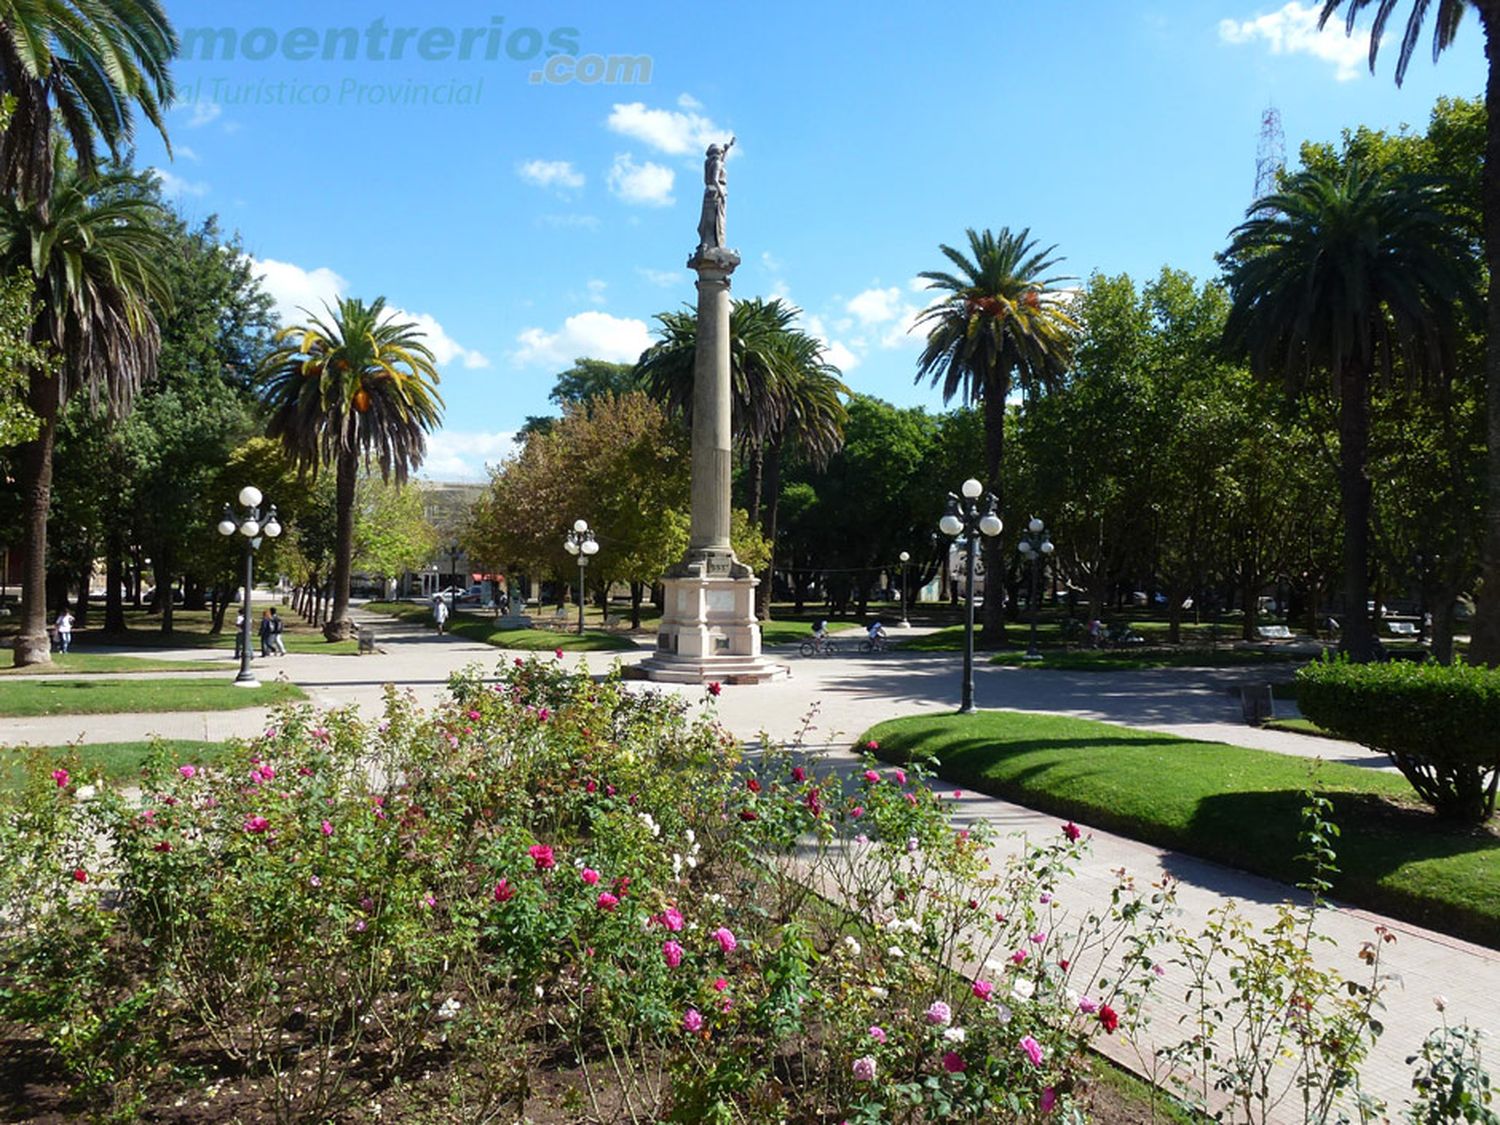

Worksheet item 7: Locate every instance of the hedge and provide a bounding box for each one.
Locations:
[1295,657,1500,823]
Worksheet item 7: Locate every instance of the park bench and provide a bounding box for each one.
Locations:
[1257,624,1293,641]
[603,614,631,632]
[1387,621,1419,637]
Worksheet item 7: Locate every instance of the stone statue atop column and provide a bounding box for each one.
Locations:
[695,137,735,256]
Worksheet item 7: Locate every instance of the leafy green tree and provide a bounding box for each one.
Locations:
[1224,164,1479,659]
[0,272,49,447]
[353,475,438,596]
[1315,2,1500,663]
[0,158,169,666]
[0,0,175,211]
[258,297,444,641]
[915,227,1078,643]
[549,357,640,407]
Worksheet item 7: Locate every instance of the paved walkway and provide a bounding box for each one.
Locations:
[2,615,1491,1119]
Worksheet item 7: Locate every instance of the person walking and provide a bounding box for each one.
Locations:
[54,607,73,653]
[433,595,450,634]
[269,607,287,656]
[259,608,274,657]
[234,609,246,659]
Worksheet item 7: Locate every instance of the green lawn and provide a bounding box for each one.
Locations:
[0,739,233,792]
[897,625,1309,669]
[759,618,863,646]
[0,652,225,675]
[364,601,636,652]
[0,678,306,717]
[865,710,1500,947]
[15,607,361,655]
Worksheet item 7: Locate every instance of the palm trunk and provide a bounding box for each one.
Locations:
[324,447,358,641]
[1337,363,1374,661]
[1470,11,1500,666]
[12,369,60,666]
[105,527,125,632]
[980,385,1007,644]
[744,441,764,526]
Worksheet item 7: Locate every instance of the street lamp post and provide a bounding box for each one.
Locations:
[217,486,281,687]
[939,478,1003,714]
[562,519,599,635]
[447,541,462,615]
[1017,516,1054,661]
[898,550,911,628]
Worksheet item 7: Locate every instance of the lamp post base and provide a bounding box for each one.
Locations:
[232,673,261,688]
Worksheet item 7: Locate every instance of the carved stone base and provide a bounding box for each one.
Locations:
[637,570,788,684]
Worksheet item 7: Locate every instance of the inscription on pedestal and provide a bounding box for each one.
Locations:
[706,555,732,576]
[706,588,735,613]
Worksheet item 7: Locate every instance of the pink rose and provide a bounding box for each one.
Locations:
[1062,821,1081,842]
[852,1055,877,1082]
[529,844,556,871]
[178,764,197,779]
[1077,996,1098,1014]
[659,906,685,931]
[320,820,333,836]
[244,814,270,834]
[712,927,737,954]
[581,868,600,885]
[868,1024,887,1043]
[1010,949,1028,965]
[863,769,880,783]
[791,766,806,782]
[865,739,879,750]
[1020,1035,1045,1066]
[51,768,69,788]
[596,892,619,911]
[662,940,683,967]
[942,1051,966,1073]
[925,1000,952,1026]
[894,768,907,785]
[972,980,994,1001]
[554,648,564,659]
[712,976,728,992]
[682,1008,704,1033]
[1041,1087,1057,1113]
[493,879,514,902]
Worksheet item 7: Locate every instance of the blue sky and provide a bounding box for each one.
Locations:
[140,2,1488,479]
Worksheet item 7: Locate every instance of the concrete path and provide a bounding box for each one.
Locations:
[2,616,1490,1119]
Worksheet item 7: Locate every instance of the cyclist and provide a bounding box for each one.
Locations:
[811,617,830,652]
[866,619,887,650]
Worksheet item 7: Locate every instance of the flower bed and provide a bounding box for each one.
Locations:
[0,658,1465,1121]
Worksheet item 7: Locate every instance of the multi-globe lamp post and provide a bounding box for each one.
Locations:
[939,478,1003,714]
[1017,517,1054,660]
[898,550,911,628]
[217,486,281,687]
[562,519,599,636]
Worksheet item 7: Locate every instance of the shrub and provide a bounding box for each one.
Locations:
[1296,657,1500,822]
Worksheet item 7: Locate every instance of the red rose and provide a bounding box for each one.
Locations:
[1099,1004,1119,1033]
[746,777,761,793]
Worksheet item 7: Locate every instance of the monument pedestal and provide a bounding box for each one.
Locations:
[639,552,788,684]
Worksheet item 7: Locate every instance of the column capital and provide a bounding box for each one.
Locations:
[687,246,741,275]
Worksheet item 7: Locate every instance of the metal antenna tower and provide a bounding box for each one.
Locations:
[1253,104,1286,207]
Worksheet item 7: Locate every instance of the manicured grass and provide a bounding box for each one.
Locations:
[0,739,233,792]
[364,602,636,652]
[759,618,862,646]
[899,625,1310,668]
[865,710,1500,947]
[43,607,361,654]
[0,678,306,717]
[0,652,224,675]
[1263,717,1339,739]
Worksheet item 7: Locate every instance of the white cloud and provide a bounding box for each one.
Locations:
[177,145,201,163]
[1219,2,1372,81]
[511,310,653,368]
[420,430,520,481]
[177,100,222,128]
[517,158,585,193]
[251,257,347,328]
[606,98,731,155]
[637,266,681,287]
[821,340,859,372]
[846,286,904,325]
[606,154,675,206]
[148,167,210,198]
[397,310,491,369]
[248,258,488,368]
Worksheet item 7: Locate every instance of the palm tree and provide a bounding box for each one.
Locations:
[258,297,444,640]
[1223,164,1478,661]
[637,296,798,521]
[0,0,176,212]
[915,227,1077,643]
[756,331,848,618]
[1316,0,1500,663]
[0,156,171,666]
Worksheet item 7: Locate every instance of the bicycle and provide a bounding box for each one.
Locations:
[858,635,891,654]
[798,636,841,657]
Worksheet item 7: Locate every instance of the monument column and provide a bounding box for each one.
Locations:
[638,139,787,684]
[688,250,738,559]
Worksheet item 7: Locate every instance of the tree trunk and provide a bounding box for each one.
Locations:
[159,544,175,635]
[1337,364,1374,661]
[1167,589,1183,645]
[745,441,764,526]
[630,581,643,630]
[1469,11,1500,665]
[979,386,1008,645]
[756,443,782,620]
[12,370,60,666]
[325,447,358,641]
[75,564,89,628]
[105,528,125,632]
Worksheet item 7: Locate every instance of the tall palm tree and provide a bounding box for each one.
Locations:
[258,297,444,640]
[915,227,1077,643]
[636,296,797,521]
[0,0,176,212]
[757,330,848,618]
[1223,164,1478,660]
[0,156,171,666]
[1316,0,1500,663]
